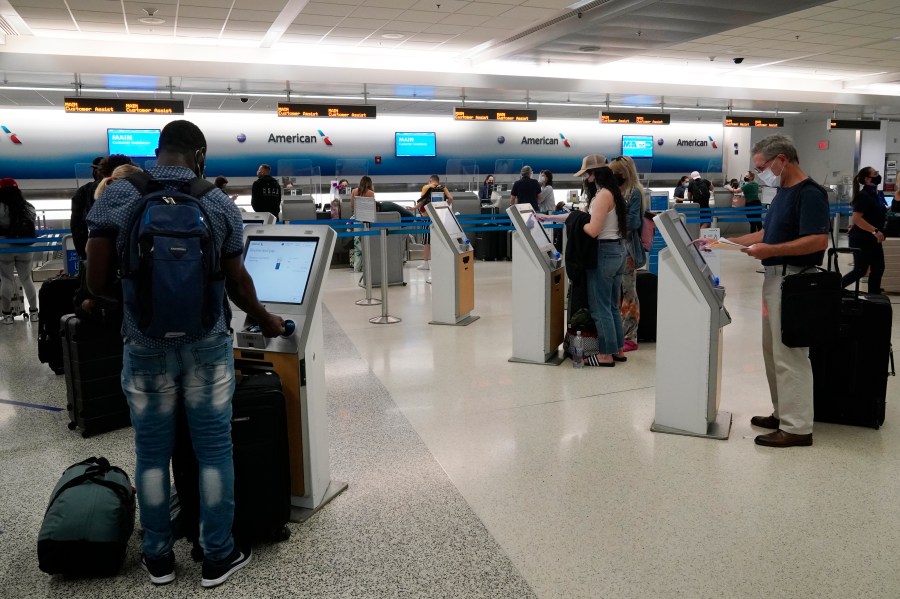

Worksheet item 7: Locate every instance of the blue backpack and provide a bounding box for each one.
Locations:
[120,172,225,339]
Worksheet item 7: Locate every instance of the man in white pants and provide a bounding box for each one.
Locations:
[0,177,38,324]
[716,135,830,448]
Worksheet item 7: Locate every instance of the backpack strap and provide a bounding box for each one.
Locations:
[125,170,156,196]
[187,177,216,199]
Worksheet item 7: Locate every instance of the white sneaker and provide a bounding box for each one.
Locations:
[1,313,13,325]
[29,310,39,322]
[416,261,430,271]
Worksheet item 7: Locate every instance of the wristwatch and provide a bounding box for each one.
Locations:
[873,229,881,236]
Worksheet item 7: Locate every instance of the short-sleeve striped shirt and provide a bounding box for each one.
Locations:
[86,166,244,349]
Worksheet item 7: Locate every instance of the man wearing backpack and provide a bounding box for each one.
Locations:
[85,120,285,588]
[687,170,713,229]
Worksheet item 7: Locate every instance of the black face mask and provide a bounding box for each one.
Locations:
[871,175,882,185]
[743,177,750,182]
[615,174,626,186]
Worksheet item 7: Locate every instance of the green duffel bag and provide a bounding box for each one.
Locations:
[37,457,136,577]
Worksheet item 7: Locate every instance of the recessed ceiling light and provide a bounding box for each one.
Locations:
[381,33,405,39]
[140,17,165,25]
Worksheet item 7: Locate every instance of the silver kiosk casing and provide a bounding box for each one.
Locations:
[506,204,566,365]
[231,224,346,518]
[651,209,733,439]
[241,212,277,227]
[424,201,478,326]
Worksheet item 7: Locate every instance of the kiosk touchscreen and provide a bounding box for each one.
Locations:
[424,201,478,326]
[651,210,732,439]
[241,212,276,228]
[230,224,346,516]
[507,205,566,365]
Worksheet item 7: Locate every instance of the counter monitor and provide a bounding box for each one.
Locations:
[396,132,436,157]
[107,128,160,159]
[622,135,654,158]
[242,237,319,305]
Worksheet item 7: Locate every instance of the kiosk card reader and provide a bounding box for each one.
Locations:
[651,210,732,439]
[231,223,347,518]
[506,205,565,365]
[425,201,479,326]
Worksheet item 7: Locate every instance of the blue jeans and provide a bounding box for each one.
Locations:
[122,333,236,562]
[586,241,626,354]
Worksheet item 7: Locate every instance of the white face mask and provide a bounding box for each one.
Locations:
[756,158,783,187]
[539,175,547,185]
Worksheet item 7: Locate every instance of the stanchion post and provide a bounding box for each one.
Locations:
[356,222,382,306]
[370,226,401,324]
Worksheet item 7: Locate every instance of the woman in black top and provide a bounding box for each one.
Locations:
[842,166,887,294]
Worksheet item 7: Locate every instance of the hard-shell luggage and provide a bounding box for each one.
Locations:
[473,207,508,261]
[60,314,130,437]
[38,276,80,374]
[810,248,893,428]
[636,271,658,342]
[810,291,892,428]
[173,371,291,559]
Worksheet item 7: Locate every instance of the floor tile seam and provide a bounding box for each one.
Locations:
[320,304,540,596]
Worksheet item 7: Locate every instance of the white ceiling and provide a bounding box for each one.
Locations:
[2,0,900,123]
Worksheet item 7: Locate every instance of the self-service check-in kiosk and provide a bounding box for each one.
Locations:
[507,204,566,365]
[231,223,347,518]
[241,212,277,227]
[425,201,479,326]
[281,196,317,222]
[651,210,732,439]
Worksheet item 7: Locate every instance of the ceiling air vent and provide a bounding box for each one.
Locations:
[0,16,18,36]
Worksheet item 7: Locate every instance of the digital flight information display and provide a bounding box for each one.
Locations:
[64,97,184,114]
[828,119,881,130]
[601,112,671,125]
[454,108,537,122]
[277,103,376,118]
[725,116,784,128]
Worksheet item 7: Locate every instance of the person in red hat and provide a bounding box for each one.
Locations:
[0,178,39,323]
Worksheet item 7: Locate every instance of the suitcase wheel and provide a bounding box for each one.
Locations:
[67,422,77,431]
[81,429,92,439]
[277,526,291,542]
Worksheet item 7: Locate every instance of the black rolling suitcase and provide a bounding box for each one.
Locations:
[173,371,291,559]
[636,271,658,342]
[38,276,81,374]
[60,314,131,437]
[810,249,893,428]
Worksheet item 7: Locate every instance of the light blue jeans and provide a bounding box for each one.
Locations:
[586,241,626,355]
[122,333,236,562]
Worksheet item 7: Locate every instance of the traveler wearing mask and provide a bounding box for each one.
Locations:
[741,171,763,233]
[842,166,887,294]
[537,170,556,213]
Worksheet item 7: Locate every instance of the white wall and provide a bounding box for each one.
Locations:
[791,119,857,185]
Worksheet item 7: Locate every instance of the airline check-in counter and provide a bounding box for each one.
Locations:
[424,201,478,326]
[231,223,346,518]
[281,196,317,222]
[651,209,732,440]
[506,204,565,365]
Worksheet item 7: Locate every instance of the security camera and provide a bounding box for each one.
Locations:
[240,97,249,103]
[733,57,744,64]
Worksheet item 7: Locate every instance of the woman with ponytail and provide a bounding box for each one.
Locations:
[842,166,887,294]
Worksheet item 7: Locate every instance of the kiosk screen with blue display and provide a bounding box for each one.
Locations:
[395,132,436,157]
[243,237,319,305]
[621,135,654,158]
[107,129,160,158]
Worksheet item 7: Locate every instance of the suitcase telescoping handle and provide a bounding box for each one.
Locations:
[828,247,862,299]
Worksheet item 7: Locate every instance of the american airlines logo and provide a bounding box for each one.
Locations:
[676,136,718,149]
[1,125,22,144]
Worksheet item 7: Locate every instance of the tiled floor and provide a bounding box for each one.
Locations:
[2,247,900,598]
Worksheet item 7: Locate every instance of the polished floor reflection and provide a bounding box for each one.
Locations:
[2,247,899,598]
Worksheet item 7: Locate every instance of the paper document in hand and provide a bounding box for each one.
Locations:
[707,238,748,250]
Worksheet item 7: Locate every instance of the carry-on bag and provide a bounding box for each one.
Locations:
[636,271,658,342]
[60,314,130,437]
[173,371,291,560]
[780,262,841,348]
[37,457,135,577]
[37,275,81,374]
[810,248,893,428]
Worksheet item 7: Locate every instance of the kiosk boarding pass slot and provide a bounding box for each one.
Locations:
[242,212,277,229]
[651,210,731,440]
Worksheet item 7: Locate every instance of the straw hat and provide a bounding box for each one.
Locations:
[573,154,608,176]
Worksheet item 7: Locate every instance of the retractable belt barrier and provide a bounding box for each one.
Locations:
[0,230,67,254]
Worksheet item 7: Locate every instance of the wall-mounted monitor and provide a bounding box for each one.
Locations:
[622,135,654,158]
[242,237,319,305]
[395,132,436,157]
[107,128,160,158]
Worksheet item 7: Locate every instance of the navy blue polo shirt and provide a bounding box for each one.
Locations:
[761,178,830,267]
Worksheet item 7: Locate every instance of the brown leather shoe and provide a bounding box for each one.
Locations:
[750,415,780,429]
[754,429,813,448]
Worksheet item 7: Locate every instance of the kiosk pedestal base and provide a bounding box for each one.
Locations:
[509,351,565,366]
[651,410,732,440]
[429,314,480,327]
[290,480,349,523]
